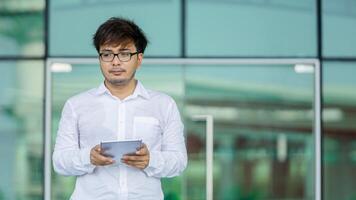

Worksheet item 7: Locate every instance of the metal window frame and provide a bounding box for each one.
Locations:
[44,58,321,200]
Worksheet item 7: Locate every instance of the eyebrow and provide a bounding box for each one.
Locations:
[100,49,112,52]
[100,48,131,52]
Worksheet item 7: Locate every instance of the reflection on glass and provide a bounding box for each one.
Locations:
[0,2,44,56]
[51,62,318,200]
[323,0,356,57]
[187,0,316,57]
[323,62,356,200]
[49,0,181,56]
[185,64,315,199]
[185,121,206,200]
[0,61,44,200]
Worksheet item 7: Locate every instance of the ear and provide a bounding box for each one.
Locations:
[136,53,144,69]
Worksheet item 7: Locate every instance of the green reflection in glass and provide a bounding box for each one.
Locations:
[187,0,316,57]
[49,1,181,56]
[50,62,319,200]
[185,64,315,200]
[323,62,356,200]
[0,60,44,200]
[323,0,356,57]
[0,4,44,56]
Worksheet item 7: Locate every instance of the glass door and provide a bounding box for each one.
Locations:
[184,62,319,200]
[45,58,320,200]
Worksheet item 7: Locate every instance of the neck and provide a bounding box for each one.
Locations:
[104,79,137,100]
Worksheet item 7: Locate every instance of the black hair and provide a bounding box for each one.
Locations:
[93,17,148,53]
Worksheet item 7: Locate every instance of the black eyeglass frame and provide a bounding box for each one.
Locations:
[99,52,139,62]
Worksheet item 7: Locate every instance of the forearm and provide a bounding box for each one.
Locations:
[144,147,187,178]
[52,147,95,176]
[144,99,188,178]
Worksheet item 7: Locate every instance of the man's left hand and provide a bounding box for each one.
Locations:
[121,143,150,169]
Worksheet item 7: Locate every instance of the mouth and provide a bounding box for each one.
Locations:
[109,69,125,76]
[111,71,123,76]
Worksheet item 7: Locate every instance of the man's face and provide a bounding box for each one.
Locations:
[99,43,143,86]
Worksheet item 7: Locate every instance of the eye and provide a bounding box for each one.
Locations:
[120,52,131,57]
[101,53,112,57]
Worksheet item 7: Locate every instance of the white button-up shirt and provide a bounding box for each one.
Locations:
[52,81,187,200]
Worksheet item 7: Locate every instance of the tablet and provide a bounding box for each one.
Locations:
[100,139,142,162]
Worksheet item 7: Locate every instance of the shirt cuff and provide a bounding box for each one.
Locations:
[80,147,96,172]
[143,150,164,177]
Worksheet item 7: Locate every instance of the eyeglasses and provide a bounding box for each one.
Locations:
[99,52,139,62]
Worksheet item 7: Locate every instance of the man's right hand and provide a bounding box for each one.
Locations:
[90,145,115,166]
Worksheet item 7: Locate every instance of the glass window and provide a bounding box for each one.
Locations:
[322,0,356,57]
[0,1,44,57]
[0,60,44,200]
[323,61,356,200]
[187,0,317,57]
[50,60,318,200]
[49,0,181,57]
[185,64,315,199]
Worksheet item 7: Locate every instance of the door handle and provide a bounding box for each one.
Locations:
[191,115,214,200]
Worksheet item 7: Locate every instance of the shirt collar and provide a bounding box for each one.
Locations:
[95,82,108,95]
[131,80,150,99]
[95,80,150,99]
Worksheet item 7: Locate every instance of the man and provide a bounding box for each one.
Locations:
[52,17,187,200]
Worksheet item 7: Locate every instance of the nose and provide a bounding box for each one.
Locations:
[112,54,121,65]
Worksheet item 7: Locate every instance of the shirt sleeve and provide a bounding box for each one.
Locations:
[143,99,188,178]
[52,100,96,176]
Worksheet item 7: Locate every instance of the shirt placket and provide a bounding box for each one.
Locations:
[117,101,128,199]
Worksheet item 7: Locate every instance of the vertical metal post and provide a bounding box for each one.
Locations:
[192,115,214,200]
[44,60,52,200]
[314,61,322,200]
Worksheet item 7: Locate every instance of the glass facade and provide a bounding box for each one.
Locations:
[184,64,315,199]
[1,0,356,200]
[49,0,181,57]
[0,60,44,200]
[322,0,356,57]
[48,61,318,200]
[187,0,317,57]
[0,1,44,56]
[323,62,356,200]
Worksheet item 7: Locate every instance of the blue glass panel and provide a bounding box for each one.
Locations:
[0,2,44,56]
[0,60,44,200]
[49,0,181,57]
[323,61,356,200]
[187,0,316,57]
[323,0,356,57]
